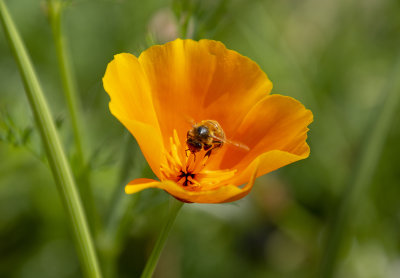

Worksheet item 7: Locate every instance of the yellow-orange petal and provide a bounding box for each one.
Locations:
[209,94,313,175]
[125,164,258,204]
[227,149,309,188]
[103,53,159,127]
[115,117,165,178]
[125,178,161,194]
[138,39,273,144]
[103,53,165,176]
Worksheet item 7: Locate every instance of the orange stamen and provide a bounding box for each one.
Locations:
[160,130,236,191]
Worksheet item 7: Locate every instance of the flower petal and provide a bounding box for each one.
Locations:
[125,165,258,204]
[116,117,165,178]
[138,39,273,144]
[210,94,313,178]
[125,178,162,194]
[103,53,159,127]
[228,149,309,187]
[196,40,273,138]
[103,53,165,176]
[138,39,216,144]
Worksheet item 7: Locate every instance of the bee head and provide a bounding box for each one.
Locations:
[195,125,209,139]
[187,137,202,153]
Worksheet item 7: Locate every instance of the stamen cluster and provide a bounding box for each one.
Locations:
[160,130,236,192]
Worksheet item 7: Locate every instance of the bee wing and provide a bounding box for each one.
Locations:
[183,115,196,127]
[226,139,250,151]
[210,134,250,151]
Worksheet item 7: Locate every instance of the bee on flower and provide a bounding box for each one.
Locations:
[103,39,313,204]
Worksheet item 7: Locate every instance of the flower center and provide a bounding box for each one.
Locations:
[160,130,236,191]
[177,170,195,186]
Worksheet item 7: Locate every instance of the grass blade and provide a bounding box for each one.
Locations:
[0,1,102,277]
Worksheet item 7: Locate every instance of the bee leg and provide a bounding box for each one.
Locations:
[205,149,212,159]
[185,149,197,161]
[204,144,212,151]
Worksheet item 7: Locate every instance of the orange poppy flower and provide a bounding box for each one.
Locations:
[103,39,313,204]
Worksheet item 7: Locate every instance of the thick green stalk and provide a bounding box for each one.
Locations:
[46,0,97,231]
[141,197,183,278]
[319,56,400,278]
[0,1,102,277]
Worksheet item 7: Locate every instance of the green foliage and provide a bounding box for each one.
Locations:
[1,0,399,277]
[0,109,34,148]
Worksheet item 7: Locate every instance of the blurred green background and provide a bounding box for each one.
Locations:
[1,0,399,277]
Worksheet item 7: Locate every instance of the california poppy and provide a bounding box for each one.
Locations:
[103,39,312,203]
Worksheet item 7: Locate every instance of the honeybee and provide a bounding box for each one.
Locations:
[186,120,249,157]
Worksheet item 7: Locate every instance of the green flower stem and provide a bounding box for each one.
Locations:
[319,55,400,278]
[102,194,139,278]
[46,0,97,230]
[101,134,141,278]
[0,1,102,278]
[47,0,84,165]
[141,197,184,278]
[180,12,192,39]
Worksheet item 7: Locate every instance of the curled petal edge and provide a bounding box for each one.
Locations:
[125,164,259,204]
[229,148,310,187]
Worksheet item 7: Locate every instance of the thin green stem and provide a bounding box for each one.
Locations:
[101,133,141,278]
[141,197,183,278]
[319,55,400,278]
[0,1,102,277]
[47,0,84,163]
[180,13,191,39]
[46,0,97,230]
